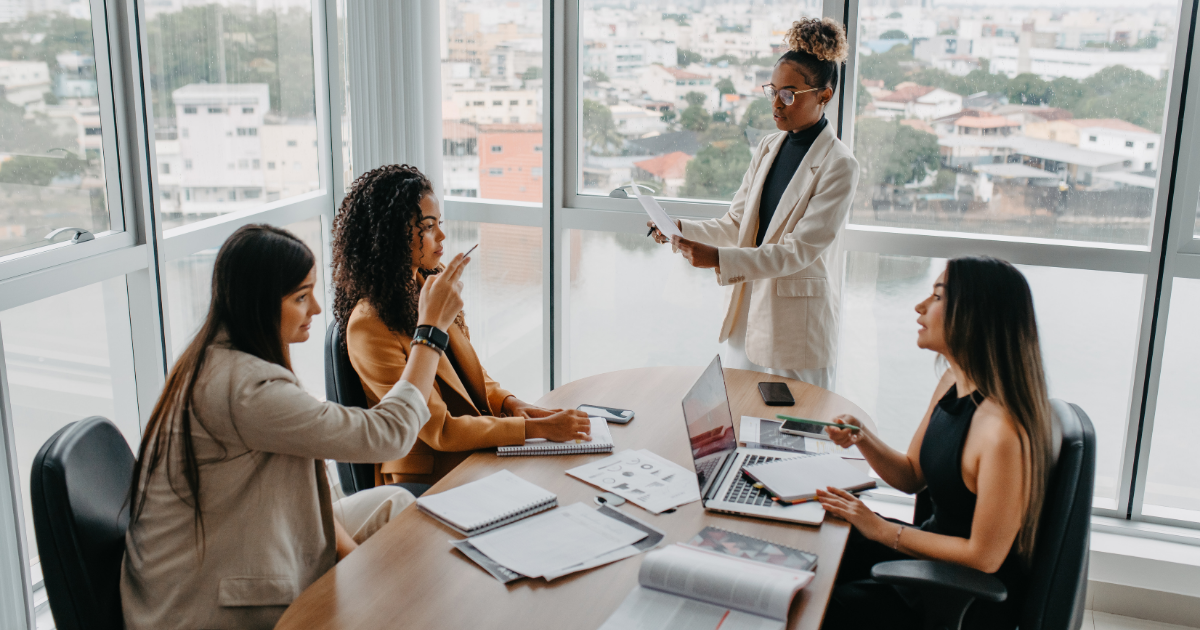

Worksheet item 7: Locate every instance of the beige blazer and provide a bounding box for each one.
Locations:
[347,298,522,486]
[120,336,430,630]
[680,123,859,371]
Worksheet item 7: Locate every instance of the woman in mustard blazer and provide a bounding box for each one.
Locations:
[651,18,858,389]
[332,164,591,486]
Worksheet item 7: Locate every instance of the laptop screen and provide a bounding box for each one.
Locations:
[681,355,738,498]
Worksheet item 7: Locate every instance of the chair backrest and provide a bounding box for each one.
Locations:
[30,417,134,630]
[324,320,377,495]
[1020,399,1096,630]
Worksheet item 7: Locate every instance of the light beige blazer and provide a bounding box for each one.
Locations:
[680,123,859,371]
[120,336,430,630]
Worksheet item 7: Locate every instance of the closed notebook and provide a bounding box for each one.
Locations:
[497,416,614,457]
[416,470,557,536]
[741,454,876,503]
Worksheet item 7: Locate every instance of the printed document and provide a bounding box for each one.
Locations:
[567,449,701,514]
[635,192,684,239]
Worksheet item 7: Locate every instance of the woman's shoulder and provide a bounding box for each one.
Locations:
[971,397,1025,452]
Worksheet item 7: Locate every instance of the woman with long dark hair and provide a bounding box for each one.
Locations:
[332,164,589,486]
[650,17,857,389]
[121,224,469,629]
[817,257,1054,630]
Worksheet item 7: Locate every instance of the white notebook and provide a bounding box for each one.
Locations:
[497,417,614,457]
[416,470,557,536]
[741,454,876,503]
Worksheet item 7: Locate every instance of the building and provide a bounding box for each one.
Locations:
[583,38,676,81]
[1072,119,1161,172]
[872,84,963,121]
[173,83,270,214]
[0,60,50,110]
[489,38,542,82]
[632,151,691,197]
[637,65,718,113]
[990,44,1171,80]
[261,121,319,203]
[939,135,1134,187]
[609,104,666,137]
[450,89,538,124]
[478,123,542,202]
[952,114,1021,137]
[444,120,480,198]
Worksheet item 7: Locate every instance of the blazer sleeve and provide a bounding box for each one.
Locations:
[679,135,770,247]
[483,368,515,417]
[226,360,429,462]
[348,307,525,452]
[714,152,859,286]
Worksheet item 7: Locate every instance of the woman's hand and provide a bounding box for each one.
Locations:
[672,236,720,269]
[503,396,560,419]
[417,253,468,331]
[646,220,680,245]
[525,408,592,442]
[816,486,894,543]
[825,414,866,448]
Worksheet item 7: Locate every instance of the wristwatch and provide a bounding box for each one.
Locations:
[412,325,449,354]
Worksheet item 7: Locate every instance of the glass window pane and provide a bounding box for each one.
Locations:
[852,5,1180,246]
[1,280,139,563]
[440,0,544,203]
[443,221,544,400]
[566,229,725,381]
[836,253,1144,508]
[0,4,114,257]
[577,3,819,201]
[165,218,329,399]
[145,1,319,230]
[1143,277,1200,523]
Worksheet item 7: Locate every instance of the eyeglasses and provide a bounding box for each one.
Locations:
[762,84,821,106]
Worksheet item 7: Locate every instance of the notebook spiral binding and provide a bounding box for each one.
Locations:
[470,497,558,534]
[496,442,614,457]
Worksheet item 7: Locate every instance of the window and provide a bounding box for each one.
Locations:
[510,116,519,123]
[161,163,171,174]
[288,140,298,147]
[510,100,519,105]
[253,159,260,169]
[268,162,276,170]
[1126,140,1135,148]
[1149,142,1156,149]
[239,160,249,169]
[493,100,503,106]
[531,167,543,177]
[145,0,320,229]
[185,159,193,170]
[489,168,504,176]
[181,128,189,138]
[1091,135,1099,142]
[491,145,503,153]
[228,190,237,200]
[534,145,542,152]
[184,106,197,114]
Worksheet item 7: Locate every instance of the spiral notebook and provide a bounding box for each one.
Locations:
[416,470,557,536]
[497,417,614,457]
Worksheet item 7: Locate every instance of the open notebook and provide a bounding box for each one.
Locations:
[415,470,557,536]
[497,416,614,457]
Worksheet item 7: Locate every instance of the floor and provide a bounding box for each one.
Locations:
[1089,612,1200,630]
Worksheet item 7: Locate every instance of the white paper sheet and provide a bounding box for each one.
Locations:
[739,416,864,460]
[567,449,701,514]
[468,502,647,578]
[634,192,684,239]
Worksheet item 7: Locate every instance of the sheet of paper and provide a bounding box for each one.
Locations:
[598,586,784,630]
[739,416,863,459]
[541,506,666,581]
[468,502,647,579]
[567,449,701,514]
[634,192,683,239]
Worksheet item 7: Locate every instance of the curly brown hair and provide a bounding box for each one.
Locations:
[778,18,848,94]
[331,164,436,336]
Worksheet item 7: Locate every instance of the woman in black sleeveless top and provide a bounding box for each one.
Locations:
[817,257,1055,630]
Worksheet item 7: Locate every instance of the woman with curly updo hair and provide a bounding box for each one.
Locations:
[650,17,857,389]
[332,164,590,486]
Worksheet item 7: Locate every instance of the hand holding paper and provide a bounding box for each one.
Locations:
[634,192,683,239]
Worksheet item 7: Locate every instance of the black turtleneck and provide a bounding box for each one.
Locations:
[756,116,828,246]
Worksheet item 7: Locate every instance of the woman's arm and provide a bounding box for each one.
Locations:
[818,404,1029,574]
[677,136,770,248]
[397,254,469,400]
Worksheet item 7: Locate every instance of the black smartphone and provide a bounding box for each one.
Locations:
[577,404,635,424]
[779,419,831,440]
[757,382,795,406]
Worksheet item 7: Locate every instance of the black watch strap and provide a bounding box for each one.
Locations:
[413,325,450,353]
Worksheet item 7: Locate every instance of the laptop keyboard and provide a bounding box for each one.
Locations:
[723,454,784,507]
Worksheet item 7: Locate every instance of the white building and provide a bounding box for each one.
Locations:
[449,89,538,124]
[609,104,666,137]
[173,83,269,214]
[443,120,479,198]
[261,122,319,202]
[990,45,1171,81]
[1074,120,1161,172]
[489,38,542,82]
[873,84,963,121]
[638,65,719,113]
[0,60,50,111]
[583,38,676,81]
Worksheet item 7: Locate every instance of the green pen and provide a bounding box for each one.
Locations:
[776,414,862,432]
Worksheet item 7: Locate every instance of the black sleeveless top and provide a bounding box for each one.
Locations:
[918,385,1026,627]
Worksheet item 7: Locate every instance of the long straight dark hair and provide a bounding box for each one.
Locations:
[943,256,1052,567]
[128,224,315,548]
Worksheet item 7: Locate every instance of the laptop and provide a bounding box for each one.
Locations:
[680,355,826,526]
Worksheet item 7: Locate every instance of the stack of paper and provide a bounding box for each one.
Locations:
[451,503,665,583]
[566,449,701,514]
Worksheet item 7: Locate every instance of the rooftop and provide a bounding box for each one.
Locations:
[993,105,1074,121]
[973,163,1060,179]
[443,120,477,141]
[634,151,692,180]
[900,119,936,135]
[939,135,1129,167]
[877,84,937,103]
[1093,171,1157,189]
[656,65,712,80]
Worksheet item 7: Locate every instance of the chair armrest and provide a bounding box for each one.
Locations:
[871,560,1007,603]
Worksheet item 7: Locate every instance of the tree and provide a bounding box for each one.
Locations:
[711,54,739,66]
[879,29,909,40]
[660,109,678,127]
[582,99,623,156]
[1046,76,1086,111]
[684,91,707,107]
[677,49,704,66]
[683,138,751,201]
[586,69,609,83]
[1072,65,1167,130]
[741,97,774,129]
[938,28,957,36]
[854,118,940,188]
[886,11,903,18]
[680,105,712,132]
[858,45,911,89]
[1007,73,1051,105]
[522,66,542,81]
[856,80,872,115]
[716,78,736,96]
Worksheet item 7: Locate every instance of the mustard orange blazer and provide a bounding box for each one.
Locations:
[346,299,526,485]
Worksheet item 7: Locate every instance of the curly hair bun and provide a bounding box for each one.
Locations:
[785,17,848,63]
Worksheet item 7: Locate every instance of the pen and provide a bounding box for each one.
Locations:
[776,414,862,432]
[463,243,479,258]
[646,225,656,237]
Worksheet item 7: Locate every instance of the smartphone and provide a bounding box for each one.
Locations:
[779,418,831,441]
[757,382,795,407]
[577,404,635,424]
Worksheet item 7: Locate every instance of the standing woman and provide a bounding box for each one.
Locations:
[650,18,858,388]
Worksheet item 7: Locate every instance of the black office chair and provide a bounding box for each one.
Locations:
[871,399,1095,630]
[325,320,430,498]
[30,417,133,630]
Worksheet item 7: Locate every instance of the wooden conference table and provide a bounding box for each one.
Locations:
[276,366,876,630]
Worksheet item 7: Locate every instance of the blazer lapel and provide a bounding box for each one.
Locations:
[761,125,837,246]
[446,324,492,414]
[739,132,788,248]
